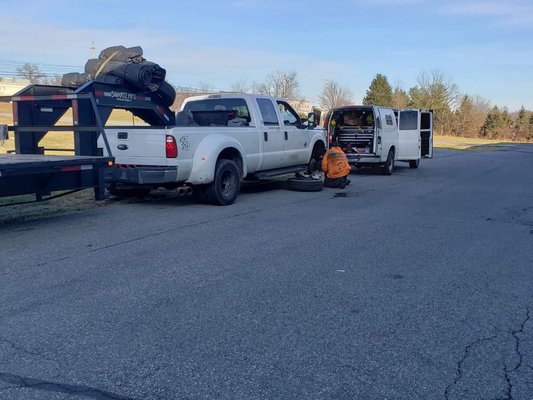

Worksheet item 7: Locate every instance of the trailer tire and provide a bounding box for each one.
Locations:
[286,177,323,192]
[205,159,241,206]
[382,149,395,175]
[409,159,419,169]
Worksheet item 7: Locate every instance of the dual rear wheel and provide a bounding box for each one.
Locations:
[193,159,241,206]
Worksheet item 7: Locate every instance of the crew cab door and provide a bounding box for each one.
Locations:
[397,109,421,160]
[420,110,433,158]
[277,100,309,165]
[256,98,284,169]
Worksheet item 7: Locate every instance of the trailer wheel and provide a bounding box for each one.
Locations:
[382,149,395,175]
[205,159,241,206]
[286,177,323,192]
[409,159,419,169]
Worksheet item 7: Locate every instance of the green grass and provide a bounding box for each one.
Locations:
[0,103,144,155]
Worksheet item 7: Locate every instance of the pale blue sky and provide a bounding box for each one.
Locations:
[0,0,532,110]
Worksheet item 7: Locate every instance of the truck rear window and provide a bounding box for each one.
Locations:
[182,99,251,126]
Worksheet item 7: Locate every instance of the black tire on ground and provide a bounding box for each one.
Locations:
[382,149,395,175]
[409,159,420,168]
[286,177,324,192]
[205,159,241,205]
[108,185,150,198]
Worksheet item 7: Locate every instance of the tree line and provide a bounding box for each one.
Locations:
[14,63,532,141]
[357,72,532,141]
[225,70,532,141]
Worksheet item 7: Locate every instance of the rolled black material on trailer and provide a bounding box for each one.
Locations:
[62,45,175,104]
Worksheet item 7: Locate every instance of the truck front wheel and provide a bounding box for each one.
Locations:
[307,143,325,173]
[205,159,241,206]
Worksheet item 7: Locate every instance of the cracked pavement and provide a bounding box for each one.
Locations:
[1,145,532,399]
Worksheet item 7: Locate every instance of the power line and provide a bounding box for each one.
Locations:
[0,58,83,79]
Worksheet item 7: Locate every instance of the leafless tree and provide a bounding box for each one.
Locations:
[452,95,491,137]
[253,70,300,101]
[409,70,460,134]
[41,75,63,86]
[392,81,410,109]
[198,81,215,93]
[16,63,45,83]
[318,80,353,111]
[230,80,251,93]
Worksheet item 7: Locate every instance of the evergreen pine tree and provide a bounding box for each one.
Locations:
[363,74,393,107]
[514,106,528,138]
[453,95,474,136]
[481,106,503,138]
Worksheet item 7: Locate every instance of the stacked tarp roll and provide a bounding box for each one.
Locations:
[61,45,176,106]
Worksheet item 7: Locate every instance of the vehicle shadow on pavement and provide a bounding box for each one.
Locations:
[350,165,413,176]
[106,180,287,207]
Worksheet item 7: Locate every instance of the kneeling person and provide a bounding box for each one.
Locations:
[321,143,351,188]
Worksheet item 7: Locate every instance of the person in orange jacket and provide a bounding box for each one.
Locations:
[321,142,351,188]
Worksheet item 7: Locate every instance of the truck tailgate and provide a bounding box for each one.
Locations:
[102,128,170,165]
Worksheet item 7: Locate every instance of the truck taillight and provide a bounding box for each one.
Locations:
[166,135,178,158]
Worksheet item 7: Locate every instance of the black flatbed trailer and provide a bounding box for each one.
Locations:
[0,154,112,200]
[0,81,174,202]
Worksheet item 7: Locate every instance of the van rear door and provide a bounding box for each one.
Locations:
[420,110,433,158]
[397,110,421,160]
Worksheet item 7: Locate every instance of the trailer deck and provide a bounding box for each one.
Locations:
[0,154,112,200]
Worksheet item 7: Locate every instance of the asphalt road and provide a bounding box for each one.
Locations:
[1,145,532,400]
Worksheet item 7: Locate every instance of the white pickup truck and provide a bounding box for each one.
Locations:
[100,93,326,205]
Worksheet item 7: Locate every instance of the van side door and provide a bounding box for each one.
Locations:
[256,98,285,170]
[397,109,421,160]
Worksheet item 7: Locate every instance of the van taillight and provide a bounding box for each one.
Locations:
[166,135,178,158]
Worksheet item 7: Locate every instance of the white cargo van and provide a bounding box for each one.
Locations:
[324,105,433,174]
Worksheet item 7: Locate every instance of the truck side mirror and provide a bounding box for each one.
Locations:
[307,108,322,128]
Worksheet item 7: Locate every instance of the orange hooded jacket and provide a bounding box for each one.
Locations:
[321,146,351,179]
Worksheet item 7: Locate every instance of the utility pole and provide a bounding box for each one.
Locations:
[90,41,96,57]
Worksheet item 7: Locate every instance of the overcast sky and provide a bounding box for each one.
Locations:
[0,0,532,110]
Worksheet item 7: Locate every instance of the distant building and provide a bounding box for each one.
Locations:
[0,77,31,96]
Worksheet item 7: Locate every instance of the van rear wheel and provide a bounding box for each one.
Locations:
[409,159,419,169]
[382,149,394,175]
